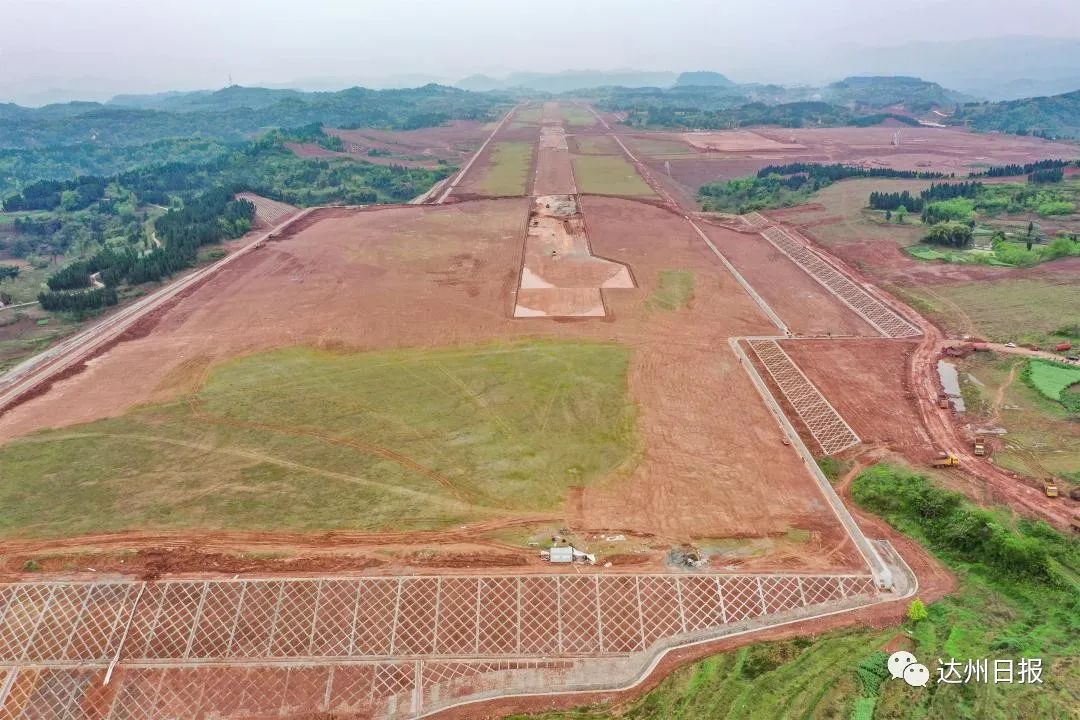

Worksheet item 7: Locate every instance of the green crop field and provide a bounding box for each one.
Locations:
[1025,359,1080,401]
[479,141,533,196]
[572,156,655,196]
[645,271,694,312]
[0,340,638,538]
[514,465,1080,720]
[559,105,597,128]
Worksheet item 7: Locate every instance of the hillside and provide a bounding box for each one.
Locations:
[0,85,508,149]
[952,89,1080,139]
[822,76,970,111]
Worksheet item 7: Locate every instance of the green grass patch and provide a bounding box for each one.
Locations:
[816,455,849,482]
[0,339,638,538]
[644,270,694,312]
[625,136,695,157]
[1023,359,1080,417]
[572,136,619,155]
[513,464,1080,720]
[1024,359,1080,401]
[906,278,1080,347]
[572,155,655,196]
[559,106,597,128]
[479,141,532,196]
[514,107,543,124]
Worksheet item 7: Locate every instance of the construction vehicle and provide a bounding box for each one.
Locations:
[937,393,951,409]
[1071,515,1080,534]
[973,436,986,456]
[931,451,960,468]
[1043,479,1059,498]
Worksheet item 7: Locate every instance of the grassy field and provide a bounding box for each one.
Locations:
[1026,360,1080,400]
[572,156,655,197]
[624,136,695,157]
[512,465,1080,720]
[645,271,694,312]
[479,141,533,196]
[901,279,1080,347]
[559,105,597,128]
[0,339,638,538]
[572,136,620,155]
[515,107,543,124]
[957,354,1080,483]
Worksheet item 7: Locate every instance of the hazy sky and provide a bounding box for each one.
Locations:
[3,0,1080,103]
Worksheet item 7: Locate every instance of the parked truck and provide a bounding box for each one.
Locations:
[973,437,986,456]
[1043,479,1059,498]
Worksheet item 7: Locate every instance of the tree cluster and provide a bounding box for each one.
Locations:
[37,286,118,312]
[3,176,107,211]
[923,221,974,247]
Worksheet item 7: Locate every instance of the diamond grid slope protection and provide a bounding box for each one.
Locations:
[188,582,244,659]
[0,574,879,667]
[477,578,518,655]
[433,578,479,656]
[760,226,920,338]
[311,580,360,657]
[0,585,52,661]
[22,585,90,662]
[598,576,642,653]
[64,583,134,662]
[267,581,321,657]
[749,339,860,455]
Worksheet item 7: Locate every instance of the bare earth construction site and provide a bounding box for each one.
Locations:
[3,99,1067,718]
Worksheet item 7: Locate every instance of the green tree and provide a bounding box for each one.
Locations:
[896,205,907,224]
[907,598,929,623]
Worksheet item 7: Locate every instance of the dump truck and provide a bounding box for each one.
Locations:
[937,393,951,409]
[1071,515,1080,534]
[973,437,986,456]
[931,452,960,468]
[1055,341,1072,352]
[1044,479,1059,498]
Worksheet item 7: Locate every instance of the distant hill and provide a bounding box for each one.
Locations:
[827,36,1080,101]
[675,72,735,88]
[951,89,1080,139]
[0,85,509,149]
[109,86,307,112]
[822,76,970,112]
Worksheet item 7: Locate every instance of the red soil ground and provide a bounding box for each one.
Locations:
[328,120,489,164]
[285,141,438,169]
[624,126,1080,208]
[781,339,932,456]
[0,195,865,574]
[698,222,879,337]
